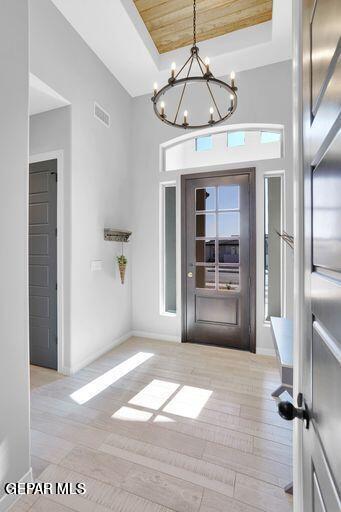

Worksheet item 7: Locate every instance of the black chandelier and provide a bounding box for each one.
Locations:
[151,0,238,130]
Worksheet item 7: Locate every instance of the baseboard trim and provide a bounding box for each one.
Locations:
[132,330,181,343]
[0,468,33,512]
[256,347,276,357]
[63,331,133,375]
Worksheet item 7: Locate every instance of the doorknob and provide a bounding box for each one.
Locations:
[278,400,310,429]
[187,272,193,278]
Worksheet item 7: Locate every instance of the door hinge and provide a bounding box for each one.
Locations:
[55,283,58,291]
[55,337,58,345]
[55,227,57,237]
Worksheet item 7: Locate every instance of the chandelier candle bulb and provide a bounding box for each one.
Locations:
[183,110,188,125]
[171,62,176,79]
[230,94,234,110]
[153,82,158,96]
[160,101,165,117]
[230,71,235,88]
[204,57,210,74]
[209,107,214,123]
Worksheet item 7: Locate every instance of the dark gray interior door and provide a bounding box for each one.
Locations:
[29,159,58,370]
[302,0,341,509]
[182,169,255,351]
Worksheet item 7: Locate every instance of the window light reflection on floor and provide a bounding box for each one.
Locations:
[112,406,153,422]
[128,379,180,410]
[153,415,175,423]
[163,385,212,419]
[114,380,213,422]
[70,352,154,405]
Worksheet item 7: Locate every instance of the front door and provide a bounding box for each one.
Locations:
[29,159,58,370]
[301,0,341,510]
[182,169,255,351]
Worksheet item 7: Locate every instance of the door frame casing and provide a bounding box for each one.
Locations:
[29,150,65,374]
[292,0,304,510]
[181,168,256,352]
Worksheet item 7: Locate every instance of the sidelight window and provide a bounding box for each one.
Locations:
[264,175,283,320]
[160,183,177,315]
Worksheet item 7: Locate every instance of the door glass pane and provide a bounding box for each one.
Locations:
[196,266,215,289]
[196,239,215,263]
[196,213,216,237]
[218,212,239,237]
[218,266,239,291]
[218,185,239,210]
[219,239,239,263]
[196,187,216,211]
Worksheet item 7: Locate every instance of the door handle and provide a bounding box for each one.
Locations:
[187,272,193,278]
[277,400,310,429]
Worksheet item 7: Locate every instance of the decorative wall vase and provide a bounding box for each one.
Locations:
[117,255,127,284]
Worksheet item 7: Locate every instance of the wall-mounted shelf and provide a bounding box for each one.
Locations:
[104,229,132,242]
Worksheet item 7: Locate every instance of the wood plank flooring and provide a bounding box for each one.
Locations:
[10,337,293,512]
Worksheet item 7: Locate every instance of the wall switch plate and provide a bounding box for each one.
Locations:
[91,260,103,271]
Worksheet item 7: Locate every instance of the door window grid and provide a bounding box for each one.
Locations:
[195,185,240,291]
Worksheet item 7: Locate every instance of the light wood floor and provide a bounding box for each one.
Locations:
[11,337,293,512]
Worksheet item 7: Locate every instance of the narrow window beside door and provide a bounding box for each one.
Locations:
[264,175,283,320]
[161,184,176,314]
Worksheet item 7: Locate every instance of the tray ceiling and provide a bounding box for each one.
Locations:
[49,0,291,97]
[134,0,273,54]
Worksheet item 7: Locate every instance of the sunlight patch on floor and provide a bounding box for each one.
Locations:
[70,352,154,405]
[129,379,180,410]
[112,406,153,422]
[113,378,213,422]
[163,385,212,419]
[153,415,175,423]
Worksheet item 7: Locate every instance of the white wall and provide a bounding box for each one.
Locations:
[131,61,294,354]
[29,0,133,373]
[0,0,31,508]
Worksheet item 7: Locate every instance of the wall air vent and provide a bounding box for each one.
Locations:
[94,102,110,127]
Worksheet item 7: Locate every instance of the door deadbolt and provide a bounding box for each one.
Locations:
[187,272,193,278]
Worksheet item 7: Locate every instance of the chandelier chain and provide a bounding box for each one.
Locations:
[193,0,196,46]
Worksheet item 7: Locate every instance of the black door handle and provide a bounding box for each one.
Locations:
[278,401,310,429]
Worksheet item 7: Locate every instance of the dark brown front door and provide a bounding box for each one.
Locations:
[300,0,341,509]
[181,169,255,351]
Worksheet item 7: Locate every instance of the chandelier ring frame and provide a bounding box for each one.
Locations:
[151,76,238,130]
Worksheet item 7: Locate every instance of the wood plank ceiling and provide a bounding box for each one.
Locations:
[133,0,273,54]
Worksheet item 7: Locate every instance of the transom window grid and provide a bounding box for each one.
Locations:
[195,185,240,291]
[227,131,245,147]
[195,135,213,152]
